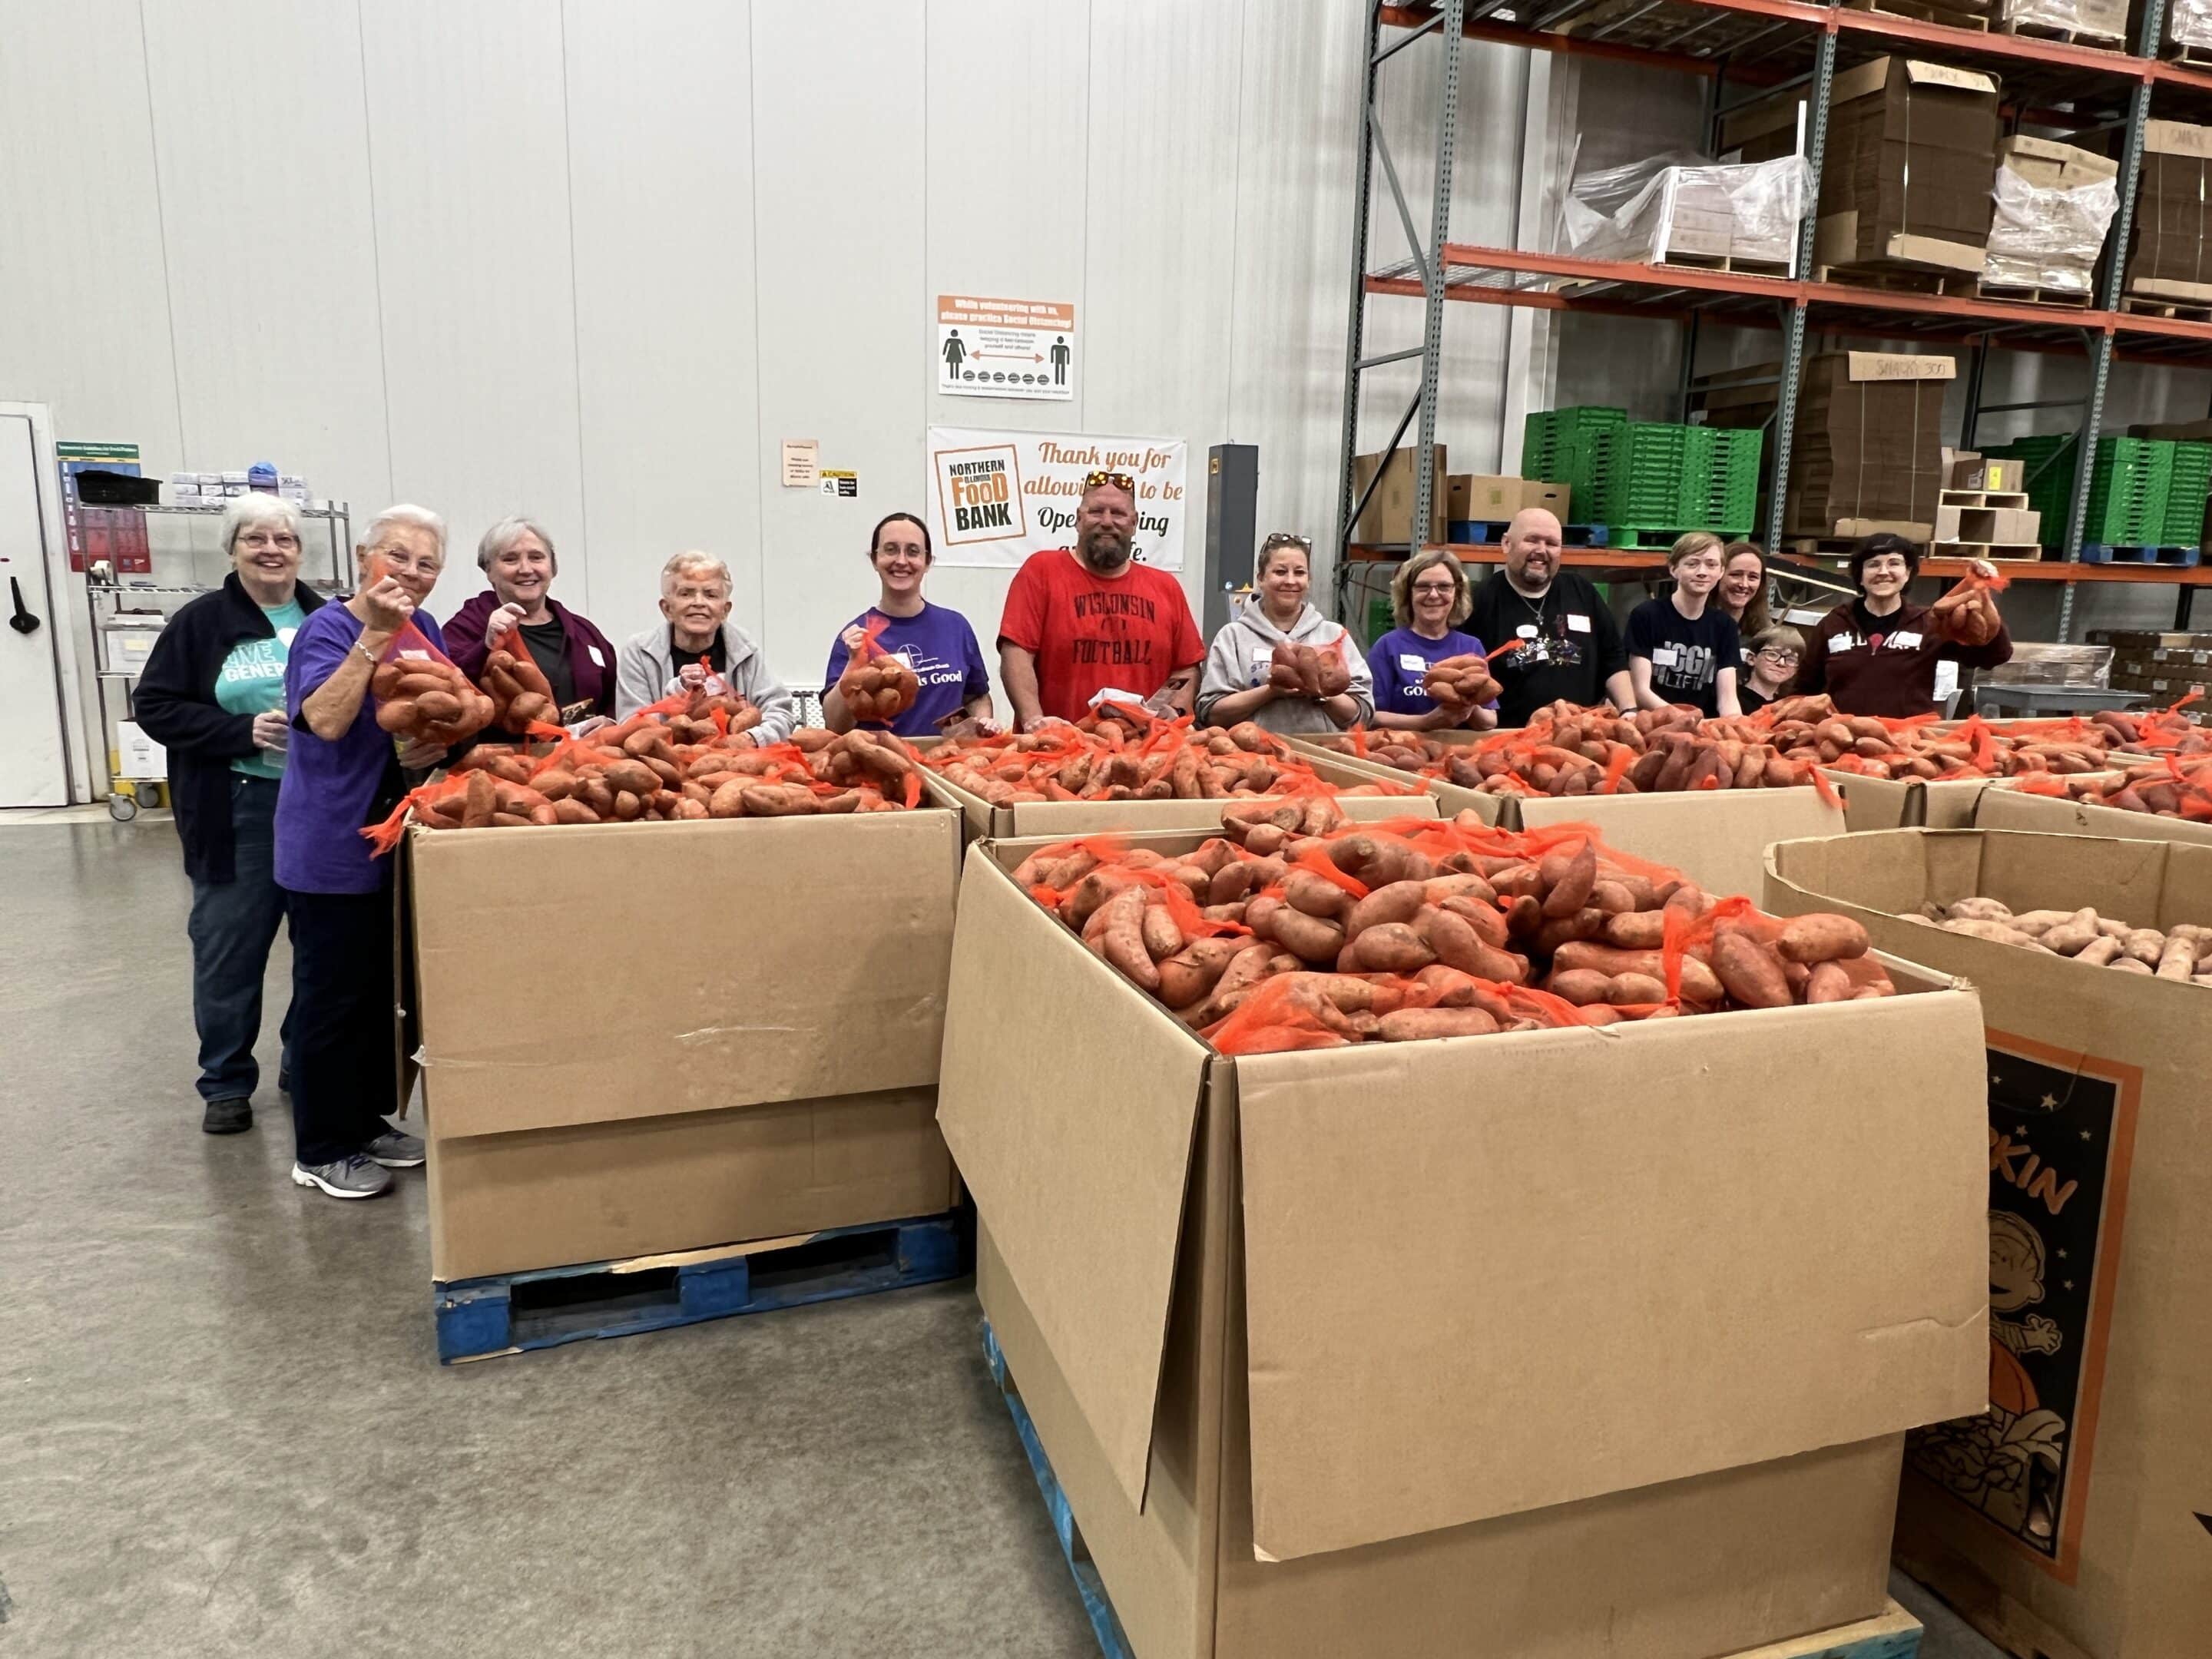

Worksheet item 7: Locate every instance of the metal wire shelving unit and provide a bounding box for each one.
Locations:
[1334,0,2212,636]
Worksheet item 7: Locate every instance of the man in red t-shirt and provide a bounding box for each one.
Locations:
[996,471,1204,728]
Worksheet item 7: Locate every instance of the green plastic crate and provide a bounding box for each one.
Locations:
[2161,440,2210,547]
[1985,434,2167,548]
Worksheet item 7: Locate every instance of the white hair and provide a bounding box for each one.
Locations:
[478,515,556,574]
[360,503,447,561]
[660,550,732,595]
[219,493,303,555]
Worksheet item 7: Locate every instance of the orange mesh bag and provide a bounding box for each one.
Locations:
[836,614,920,724]
[358,553,496,749]
[479,639,559,732]
[1927,565,2009,647]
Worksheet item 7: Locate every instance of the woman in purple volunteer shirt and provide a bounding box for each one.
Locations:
[274,504,452,1202]
[1365,548,1498,731]
[822,512,995,737]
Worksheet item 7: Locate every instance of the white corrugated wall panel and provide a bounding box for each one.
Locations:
[357,0,584,617]
[139,0,390,506]
[562,0,762,647]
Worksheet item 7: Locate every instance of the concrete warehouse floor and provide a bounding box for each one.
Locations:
[0,818,2005,1659]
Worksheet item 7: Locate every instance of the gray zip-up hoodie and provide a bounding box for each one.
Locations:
[1195,598,1375,735]
[614,618,796,741]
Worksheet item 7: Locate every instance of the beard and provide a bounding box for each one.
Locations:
[1079,526,1134,573]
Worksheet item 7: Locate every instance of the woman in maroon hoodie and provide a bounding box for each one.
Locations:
[1796,534,2013,718]
[442,516,620,733]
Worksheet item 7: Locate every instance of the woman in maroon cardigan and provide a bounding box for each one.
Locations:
[1796,535,2013,718]
[442,516,619,733]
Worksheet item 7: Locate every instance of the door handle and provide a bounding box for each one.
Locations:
[8,576,38,635]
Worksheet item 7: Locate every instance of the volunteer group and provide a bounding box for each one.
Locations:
[134,470,2010,1201]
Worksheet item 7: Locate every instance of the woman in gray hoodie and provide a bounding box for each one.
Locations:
[1195,534,1375,735]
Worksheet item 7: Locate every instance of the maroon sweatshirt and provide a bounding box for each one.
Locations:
[443,589,619,727]
[1795,598,2013,719]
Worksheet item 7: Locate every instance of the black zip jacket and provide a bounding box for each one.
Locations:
[132,573,326,883]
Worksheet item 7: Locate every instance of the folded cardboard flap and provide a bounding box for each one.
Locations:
[1975,782,2212,850]
[1233,982,1990,1562]
[1512,787,1845,902]
[411,811,959,1138]
[934,844,1209,1512]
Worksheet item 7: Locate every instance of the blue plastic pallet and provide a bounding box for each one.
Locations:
[2077,543,2202,567]
[980,1320,1922,1659]
[1446,519,1610,546]
[434,1210,966,1363]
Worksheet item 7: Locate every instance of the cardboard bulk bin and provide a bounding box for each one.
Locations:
[406,810,962,1281]
[1287,733,1846,899]
[943,833,1991,1659]
[1975,781,2212,850]
[1764,830,2212,1659]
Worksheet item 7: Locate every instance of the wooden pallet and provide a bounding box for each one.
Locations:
[1975,278,2095,309]
[1846,0,1992,30]
[1939,488,2031,510]
[1816,262,1980,296]
[1932,540,2046,561]
[2121,292,2212,323]
[985,1320,1927,1659]
[2078,541,2204,567]
[432,1210,967,1363]
[1655,250,1793,278]
[2163,38,2212,66]
[1994,15,2125,48]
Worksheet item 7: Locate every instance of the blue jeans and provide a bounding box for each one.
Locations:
[186,775,295,1104]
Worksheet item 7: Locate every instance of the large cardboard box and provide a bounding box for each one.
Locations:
[1287,733,1846,897]
[1447,473,1568,525]
[945,832,1988,1659]
[1352,445,1448,545]
[1975,780,2212,849]
[407,811,963,1281]
[2126,121,2212,299]
[1789,352,1955,535]
[1764,829,2212,1659]
[1817,58,2000,276]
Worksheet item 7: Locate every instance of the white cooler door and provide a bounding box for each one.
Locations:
[0,411,71,806]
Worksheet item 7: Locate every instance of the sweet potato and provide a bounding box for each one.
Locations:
[1803,961,1853,1004]
[1547,969,1613,1006]
[1551,941,1723,1003]
[1711,929,1791,1009]
[1376,1007,1501,1041]
[1343,922,1435,974]
[1777,914,1869,965]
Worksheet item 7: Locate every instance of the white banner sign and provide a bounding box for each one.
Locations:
[926,427,1187,571]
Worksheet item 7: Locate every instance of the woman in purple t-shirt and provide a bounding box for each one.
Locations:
[1364,548,1498,731]
[275,505,453,1202]
[822,512,995,737]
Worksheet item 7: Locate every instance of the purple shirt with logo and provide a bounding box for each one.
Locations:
[1366,627,1492,717]
[823,603,992,736]
[276,603,447,895]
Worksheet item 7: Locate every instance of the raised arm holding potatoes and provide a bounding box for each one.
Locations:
[613,551,795,740]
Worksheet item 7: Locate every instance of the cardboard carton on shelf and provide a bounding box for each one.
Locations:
[1984,136,2121,298]
[2125,121,2212,303]
[1765,828,2212,1659]
[943,827,1988,1659]
[1352,446,1449,545]
[403,808,965,1282]
[1995,0,2128,41]
[1446,474,1569,527]
[1815,58,2002,280]
[1788,351,1956,536]
[1946,452,2022,493]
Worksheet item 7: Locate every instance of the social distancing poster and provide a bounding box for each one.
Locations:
[937,296,1076,401]
[926,427,1187,571]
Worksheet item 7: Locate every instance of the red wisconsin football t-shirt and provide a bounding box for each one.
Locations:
[997,549,1205,722]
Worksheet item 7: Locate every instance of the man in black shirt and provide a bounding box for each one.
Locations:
[1463,509,1634,726]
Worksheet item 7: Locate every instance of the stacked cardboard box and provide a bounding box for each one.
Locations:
[2088,628,2212,700]
[1352,446,1449,545]
[1446,474,1568,528]
[2127,121,2212,304]
[1815,58,2002,279]
[1789,351,1955,536]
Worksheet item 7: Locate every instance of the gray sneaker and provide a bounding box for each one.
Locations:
[365,1127,425,1169]
[290,1154,394,1199]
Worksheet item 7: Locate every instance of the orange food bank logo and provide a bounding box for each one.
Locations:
[934,442,1027,546]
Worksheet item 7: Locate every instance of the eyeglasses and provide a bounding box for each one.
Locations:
[1755,647,1800,664]
[1082,470,1136,494]
[1410,579,1459,595]
[237,533,300,551]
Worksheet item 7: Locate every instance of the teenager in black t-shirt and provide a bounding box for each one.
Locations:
[1625,533,1742,719]
[1462,508,1633,727]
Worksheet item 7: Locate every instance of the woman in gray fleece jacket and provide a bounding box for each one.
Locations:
[1195,534,1374,735]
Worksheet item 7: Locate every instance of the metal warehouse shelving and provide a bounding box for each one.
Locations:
[1335,0,2212,635]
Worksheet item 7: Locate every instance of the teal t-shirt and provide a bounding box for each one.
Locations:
[214,598,307,779]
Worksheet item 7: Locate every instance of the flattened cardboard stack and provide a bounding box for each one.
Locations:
[942,830,1991,1659]
[2126,120,2212,307]
[2088,628,2212,700]
[1788,350,1955,537]
[1766,830,2212,1659]
[1815,58,2001,280]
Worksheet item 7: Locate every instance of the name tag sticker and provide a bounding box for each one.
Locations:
[1829,632,1854,652]
[398,648,429,661]
[1891,631,1924,650]
[1515,624,1538,640]
[588,645,605,667]
[1652,644,1681,667]
[1566,613,1591,633]
[1398,654,1428,673]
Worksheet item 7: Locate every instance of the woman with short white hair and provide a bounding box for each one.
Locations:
[614,551,795,740]
[134,492,324,1135]
[272,503,452,1200]
[442,515,619,731]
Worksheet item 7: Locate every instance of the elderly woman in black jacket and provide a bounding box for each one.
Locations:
[134,495,325,1135]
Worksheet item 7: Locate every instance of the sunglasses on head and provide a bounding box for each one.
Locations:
[1083,469,1136,494]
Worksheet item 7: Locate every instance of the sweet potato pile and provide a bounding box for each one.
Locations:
[480,645,558,730]
[1015,808,1892,1054]
[1927,570,2005,647]
[2008,753,2212,820]
[922,713,1412,806]
[363,689,926,848]
[2085,699,2209,757]
[1421,654,1501,713]
[1914,898,2212,985]
[370,654,495,747]
[1268,641,1353,698]
[1317,696,2125,795]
